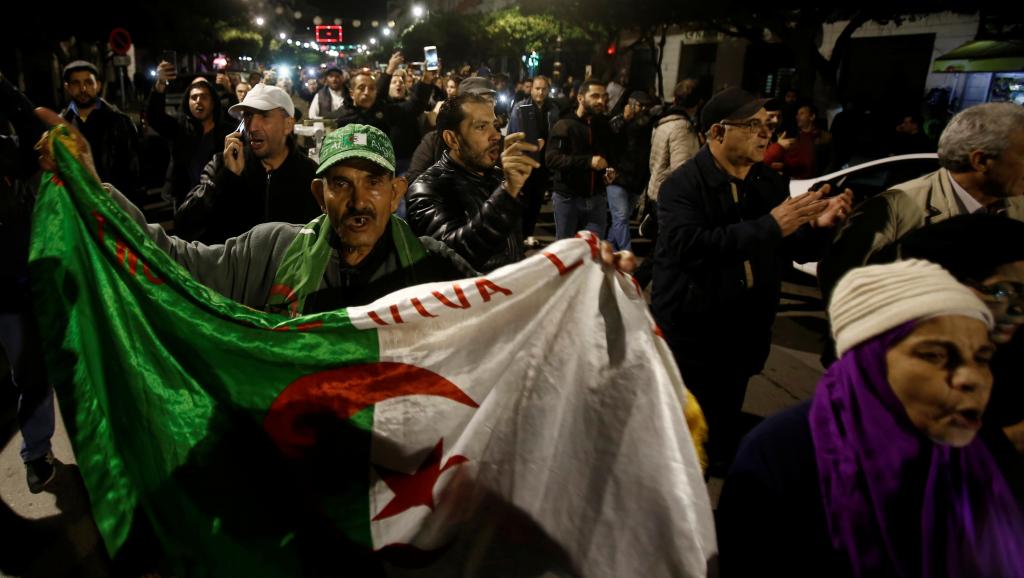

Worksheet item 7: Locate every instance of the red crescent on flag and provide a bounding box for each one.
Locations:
[263,362,478,459]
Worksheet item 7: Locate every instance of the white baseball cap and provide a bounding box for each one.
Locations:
[228,83,295,117]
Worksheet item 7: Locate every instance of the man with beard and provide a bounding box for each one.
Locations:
[309,66,349,120]
[174,83,320,243]
[406,93,541,272]
[652,87,852,474]
[546,79,614,240]
[59,60,141,201]
[148,62,236,206]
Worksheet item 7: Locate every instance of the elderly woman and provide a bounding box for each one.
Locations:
[717,259,1024,577]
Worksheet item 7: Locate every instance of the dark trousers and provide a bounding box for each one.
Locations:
[520,170,548,238]
[677,361,752,473]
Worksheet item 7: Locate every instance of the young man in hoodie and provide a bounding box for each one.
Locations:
[149,61,237,206]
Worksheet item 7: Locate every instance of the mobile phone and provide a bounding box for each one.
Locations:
[423,46,439,71]
[233,119,246,160]
[161,50,177,67]
[519,103,540,160]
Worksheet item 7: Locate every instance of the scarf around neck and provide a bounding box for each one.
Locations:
[809,323,1024,578]
[265,214,426,317]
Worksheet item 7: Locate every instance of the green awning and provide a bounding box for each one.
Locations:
[932,40,1024,73]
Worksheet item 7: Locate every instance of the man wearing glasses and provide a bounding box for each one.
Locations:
[651,87,852,475]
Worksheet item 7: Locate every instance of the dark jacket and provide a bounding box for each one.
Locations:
[146,88,236,204]
[406,130,443,185]
[336,75,432,161]
[608,111,654,193]
[174,143,320,244]
[313,85,351,119]
[406,152,524,272]
[546,112,613,198]
[60,98,141,200]
[651,146,826,376]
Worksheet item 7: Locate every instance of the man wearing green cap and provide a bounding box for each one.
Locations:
[39,114,475,314]
[38,109,637,315]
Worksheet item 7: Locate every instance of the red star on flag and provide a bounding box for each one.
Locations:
[372,439,469,521]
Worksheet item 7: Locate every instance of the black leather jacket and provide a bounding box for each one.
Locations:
[174,143,320,244]
[406,152,523,273]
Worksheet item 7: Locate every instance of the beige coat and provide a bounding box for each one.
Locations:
[647,114,701,201]
[819,168,1024,298]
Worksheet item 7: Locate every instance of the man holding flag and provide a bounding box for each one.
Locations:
[31,108,713,577]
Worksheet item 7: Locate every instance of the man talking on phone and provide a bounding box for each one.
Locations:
[175,83,319,243]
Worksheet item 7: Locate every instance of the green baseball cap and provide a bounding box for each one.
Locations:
[315,124,396,175]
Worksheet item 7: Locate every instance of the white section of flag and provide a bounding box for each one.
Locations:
[348,233,716,577]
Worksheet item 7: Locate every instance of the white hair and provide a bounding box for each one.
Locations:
[938,102,1024,172]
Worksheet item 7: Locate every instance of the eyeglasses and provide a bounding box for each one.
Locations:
[720,119,771,134]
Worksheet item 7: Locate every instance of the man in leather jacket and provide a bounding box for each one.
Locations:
[405,93,542,273]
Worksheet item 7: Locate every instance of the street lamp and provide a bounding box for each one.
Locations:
[369,37,377,45]
[412,5,425,18]
[255,16,265,26]
[382,28,391,37]
[279,32,287,40]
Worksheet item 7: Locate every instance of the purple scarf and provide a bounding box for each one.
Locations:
[810,323,1024,578]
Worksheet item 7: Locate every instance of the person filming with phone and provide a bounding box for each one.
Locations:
[174,83,320,243]
[148,59,236,207]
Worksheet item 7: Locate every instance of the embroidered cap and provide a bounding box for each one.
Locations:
[316,123,396,175]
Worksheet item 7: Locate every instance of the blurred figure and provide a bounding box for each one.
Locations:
[890,112,934,155]
[235,82,251,105]
[507,74,559,243]
[309,66,348,120]
[762,101,831,179]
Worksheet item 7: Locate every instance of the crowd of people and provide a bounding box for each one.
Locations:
[3,42,1024,576]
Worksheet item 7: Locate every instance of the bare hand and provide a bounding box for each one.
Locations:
[770,189,827,237]
[777,132,795,150]
[603,167,617,185]
[591,156,608,171]
[598,241,638,274]
[223,131,246,176]
[386,52,404,75]
[216,72,232,93]
[813,186,854,228]
[501,132,542,197]
[155,61,177,94]
[34,107,100,183]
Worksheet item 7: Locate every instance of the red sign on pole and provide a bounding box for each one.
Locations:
[109,28,132,55]
[315,25,343,44]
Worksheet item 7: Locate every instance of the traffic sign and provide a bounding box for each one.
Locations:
[109,28,132,55]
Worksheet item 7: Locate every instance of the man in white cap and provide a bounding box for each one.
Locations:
[175,83,320,244]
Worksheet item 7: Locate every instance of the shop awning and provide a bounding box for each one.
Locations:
[932,40,1024,73]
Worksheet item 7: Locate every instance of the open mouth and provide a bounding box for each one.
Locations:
[951,409,982,430]
[345,215,372,230]
[249,137,266,151]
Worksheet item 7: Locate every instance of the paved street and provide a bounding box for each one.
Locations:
[0,209,829,577]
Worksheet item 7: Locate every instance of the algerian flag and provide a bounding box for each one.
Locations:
[30,129,716,577]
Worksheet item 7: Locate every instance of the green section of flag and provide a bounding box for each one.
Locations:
[29,129,380,576]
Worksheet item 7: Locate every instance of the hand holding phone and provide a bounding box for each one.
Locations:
[424,46,439,71]
[224,121,247,175]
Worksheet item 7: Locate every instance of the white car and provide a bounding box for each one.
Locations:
[788,153,940,276]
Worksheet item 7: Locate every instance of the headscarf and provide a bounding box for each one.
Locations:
[812,261,1024,577]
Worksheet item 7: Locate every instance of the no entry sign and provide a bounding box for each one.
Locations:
[109,28,132,55]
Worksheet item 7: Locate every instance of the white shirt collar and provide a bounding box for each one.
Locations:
[948,172,983,214]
